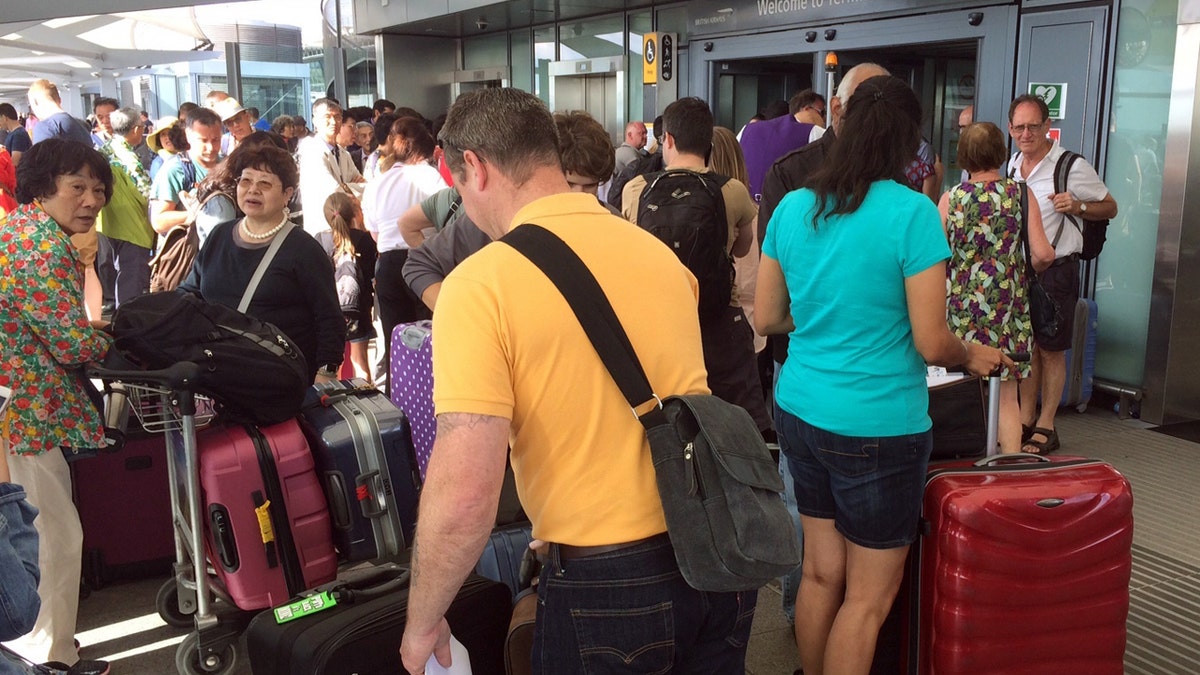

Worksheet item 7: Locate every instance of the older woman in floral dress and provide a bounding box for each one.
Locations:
[0,138,113,668]
[938,122,1055,454]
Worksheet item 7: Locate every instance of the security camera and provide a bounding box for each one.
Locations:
[475,18,489,31]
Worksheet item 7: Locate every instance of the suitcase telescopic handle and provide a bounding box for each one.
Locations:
[983,352,1032,452]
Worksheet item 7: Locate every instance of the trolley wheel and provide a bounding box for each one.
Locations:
[175,632,236,675]
[156,579,196,629]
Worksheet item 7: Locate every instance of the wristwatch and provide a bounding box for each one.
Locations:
[1079,201,1088,214]
[317,363,340,377]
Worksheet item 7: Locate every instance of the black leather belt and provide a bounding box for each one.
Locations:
[556,533,666,560]
[1050,253,1080,268]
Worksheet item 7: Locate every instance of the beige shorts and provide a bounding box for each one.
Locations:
[70,229,98,267]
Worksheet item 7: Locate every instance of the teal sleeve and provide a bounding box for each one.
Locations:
[900,197,951,277]
[149,163,184,204]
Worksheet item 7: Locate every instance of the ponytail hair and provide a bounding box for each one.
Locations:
[323,192,358,259]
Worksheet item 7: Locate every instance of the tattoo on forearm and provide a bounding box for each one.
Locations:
[436,413,503,435]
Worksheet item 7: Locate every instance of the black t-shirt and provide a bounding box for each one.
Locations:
[178,221,346,377]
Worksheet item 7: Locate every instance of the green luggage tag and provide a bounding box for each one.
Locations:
[273,590,338,624]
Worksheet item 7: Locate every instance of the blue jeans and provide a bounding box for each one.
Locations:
[0,483,40,643]
[533,534,757,674]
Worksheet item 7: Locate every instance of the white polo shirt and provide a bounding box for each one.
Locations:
[1010,141,1110,259]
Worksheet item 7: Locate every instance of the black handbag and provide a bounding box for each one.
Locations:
[501,223,801,593]
[1019,182,1060,341]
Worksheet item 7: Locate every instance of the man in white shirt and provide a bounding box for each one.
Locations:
[296,98,365,235]
[1007,93,1117,455]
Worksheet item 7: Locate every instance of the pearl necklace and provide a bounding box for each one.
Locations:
[240,213,288,241]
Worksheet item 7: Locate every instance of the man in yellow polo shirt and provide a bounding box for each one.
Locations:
[399,88,758,674]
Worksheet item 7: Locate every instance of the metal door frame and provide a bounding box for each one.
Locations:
[450,67,510,100]
[688,6,1018,130]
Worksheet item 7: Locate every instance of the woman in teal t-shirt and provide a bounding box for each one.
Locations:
[755,75,1009,675]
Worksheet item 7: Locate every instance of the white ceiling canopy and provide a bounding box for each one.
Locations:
[0,7,220,101]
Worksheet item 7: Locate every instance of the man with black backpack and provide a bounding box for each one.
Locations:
[621,97,770,435]
[1008,93,1117,454]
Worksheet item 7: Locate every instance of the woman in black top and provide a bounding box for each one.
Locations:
[178,145,344,381]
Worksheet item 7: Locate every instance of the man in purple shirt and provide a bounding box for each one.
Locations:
[738,89,826,202]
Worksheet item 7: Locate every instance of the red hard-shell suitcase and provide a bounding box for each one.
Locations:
[73,435,174,588]
[899,376,1133,673]
[198,419,338,611]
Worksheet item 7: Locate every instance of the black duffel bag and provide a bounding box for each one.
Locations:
[110,291,309,425]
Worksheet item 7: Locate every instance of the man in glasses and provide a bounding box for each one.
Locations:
[740,88,827,203]
[1007,93,1117,455]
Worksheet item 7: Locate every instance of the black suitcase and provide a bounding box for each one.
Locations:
[299,379,421,562]
[245,563,511,675]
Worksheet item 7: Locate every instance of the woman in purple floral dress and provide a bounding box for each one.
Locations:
[938,123,1055,454]
[0,138,113,667]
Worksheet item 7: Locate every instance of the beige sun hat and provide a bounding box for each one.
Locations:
[212,97,246,122]
[146,116,178,153]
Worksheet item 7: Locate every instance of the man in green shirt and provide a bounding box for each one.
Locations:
[97,107,156,307]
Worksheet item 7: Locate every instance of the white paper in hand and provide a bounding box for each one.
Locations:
[425,634,472,675]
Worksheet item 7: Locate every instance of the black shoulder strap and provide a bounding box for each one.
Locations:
[501,224,667,429]
[1018,182,1037,277]
[1053,151,1085,240]
[1053,151,1082,195]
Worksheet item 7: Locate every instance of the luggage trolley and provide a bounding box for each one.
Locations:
[88,361,244,675]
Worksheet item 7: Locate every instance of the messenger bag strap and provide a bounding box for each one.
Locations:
[238,222,295,313]
[501,223,668,429]
[1018,181,1037,279]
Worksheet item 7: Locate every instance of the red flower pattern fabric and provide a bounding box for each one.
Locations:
[0,203,112,455]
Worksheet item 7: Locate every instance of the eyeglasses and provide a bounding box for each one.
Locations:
[1010,121,1046,135]
[805,105,825,116]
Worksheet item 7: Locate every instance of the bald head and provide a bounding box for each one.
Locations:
[832,63,890,134]
[625,121,647,150]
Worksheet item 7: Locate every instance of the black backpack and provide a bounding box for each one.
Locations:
[110,291,310,425]
[636,170,734,321]
[1053,151,1110,261]
[608,152,664,211]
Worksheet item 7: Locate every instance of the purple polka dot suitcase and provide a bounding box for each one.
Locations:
[390,320,436,481]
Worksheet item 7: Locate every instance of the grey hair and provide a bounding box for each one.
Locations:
[836,63,890,107]
[110,107,142,135]
[438,88,561,186]
[355,121,373,131]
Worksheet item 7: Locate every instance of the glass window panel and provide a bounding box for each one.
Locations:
[1095,1,1178,385]
[464,33,508,70]
[628,11,651,123]
[534,25,556,105]
[511,29,532,93]
[558,14,624,61]
[656,5,690,44]
[241,77,307,119]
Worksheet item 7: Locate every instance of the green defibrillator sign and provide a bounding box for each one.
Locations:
[1028,83,1067,120]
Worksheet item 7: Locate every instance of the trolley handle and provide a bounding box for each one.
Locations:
[86,361,202,391]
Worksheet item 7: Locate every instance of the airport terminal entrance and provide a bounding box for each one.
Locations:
[696,5,1019,195]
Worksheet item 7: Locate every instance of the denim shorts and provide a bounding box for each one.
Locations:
[777,410,932,549]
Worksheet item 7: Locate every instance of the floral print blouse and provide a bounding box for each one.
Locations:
[0,203,112,456]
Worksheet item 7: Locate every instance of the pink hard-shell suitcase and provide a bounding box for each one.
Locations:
[198,419,338,610]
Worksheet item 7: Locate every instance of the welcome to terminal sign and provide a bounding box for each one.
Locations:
[689,0,983,35]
